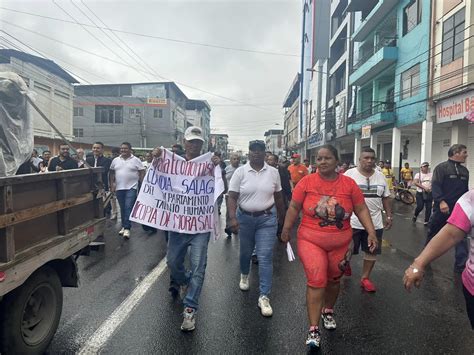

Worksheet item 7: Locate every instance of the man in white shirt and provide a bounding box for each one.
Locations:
[109,142,145,239]
[412,162,433,226]
[227,140,285,317]
[344,147,392,292]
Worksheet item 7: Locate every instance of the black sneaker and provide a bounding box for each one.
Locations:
[306,327,321,348]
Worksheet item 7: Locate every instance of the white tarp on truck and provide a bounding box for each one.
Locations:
[0,72,33,177]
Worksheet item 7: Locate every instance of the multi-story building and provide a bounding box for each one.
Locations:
[283,74,301,156]
[347,0,432,174]
[264,129,284,156]
[73,82,188,149]
[186,99,211,152]
[0,49,78,154]
[209,134,229,158]
[300,0,331,160]
[325,0,357,161]
[430,0,474,186]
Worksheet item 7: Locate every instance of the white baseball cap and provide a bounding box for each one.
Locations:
[184,126,204,142]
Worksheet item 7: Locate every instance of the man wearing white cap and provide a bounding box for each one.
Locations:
[152,126,221,332]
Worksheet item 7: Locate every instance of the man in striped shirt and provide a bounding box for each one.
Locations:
[344,147,393,292]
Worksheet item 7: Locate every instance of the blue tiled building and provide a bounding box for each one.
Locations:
[346,0,431,171]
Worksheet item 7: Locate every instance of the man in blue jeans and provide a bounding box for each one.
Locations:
[109,142,145,239]
[152,126,222,332]
[227,140,285,317]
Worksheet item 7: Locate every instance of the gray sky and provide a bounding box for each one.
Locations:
[1,0,301,151]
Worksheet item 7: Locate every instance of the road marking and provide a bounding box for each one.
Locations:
[77,257,168,355]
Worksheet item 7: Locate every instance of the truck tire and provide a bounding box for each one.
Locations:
[0,265,63,354]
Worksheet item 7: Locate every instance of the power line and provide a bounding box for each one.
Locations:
[0,6,299,58]
[0,31,112,83]
[1,20,282,113]
[78,0,165,83]
[51,0,152,82]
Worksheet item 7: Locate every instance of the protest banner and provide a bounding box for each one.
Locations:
[130,149,225,236]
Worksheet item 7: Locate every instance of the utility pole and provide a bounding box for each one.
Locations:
[299,0,308,142]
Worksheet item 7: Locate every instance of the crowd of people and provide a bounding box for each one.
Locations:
[222,141,472,350]
[14,129,472,350]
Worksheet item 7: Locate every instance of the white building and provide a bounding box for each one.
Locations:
[264,129,284,156]
[186,99,211,152]
[0,49,78,154]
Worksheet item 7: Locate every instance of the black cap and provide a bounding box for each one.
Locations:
[249,140,265,150]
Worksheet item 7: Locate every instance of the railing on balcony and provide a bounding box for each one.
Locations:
[347,101,395,124]
[352,37,397,72]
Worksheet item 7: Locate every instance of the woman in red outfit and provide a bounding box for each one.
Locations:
[281,145,377,350]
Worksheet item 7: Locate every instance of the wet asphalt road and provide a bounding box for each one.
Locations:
[46,202,474,354]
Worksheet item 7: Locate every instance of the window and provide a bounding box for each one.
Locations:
[442,8,465,66]
[34,81,51,92]
[401,64,420,100]
[403,0,422,35]
[95,105,123,124]
[73,107,84,116]
[129,108,141,115]
[55,90,70,99]
[73,128,84,137]
[154,109,163,118]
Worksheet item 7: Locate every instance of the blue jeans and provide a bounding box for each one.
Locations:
[116,189,137,230]
[238,207,277,296]
[167,232,211,310]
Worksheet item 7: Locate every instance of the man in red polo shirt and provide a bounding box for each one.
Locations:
[288,153,308,189]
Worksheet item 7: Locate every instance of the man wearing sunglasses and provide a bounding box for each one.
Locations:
[344,147,392,292]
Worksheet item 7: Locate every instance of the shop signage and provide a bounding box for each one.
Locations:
[307,131,325,149]
[436,91,474,123]
[361,125,371,139]
[147,98,167,105]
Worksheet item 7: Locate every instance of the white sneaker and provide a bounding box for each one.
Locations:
[258,295,273,317]
[239,274,249,291]
[118,227,125,236]
[123,229,130,239]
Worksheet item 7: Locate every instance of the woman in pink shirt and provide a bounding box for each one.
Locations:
[404,189,474,328]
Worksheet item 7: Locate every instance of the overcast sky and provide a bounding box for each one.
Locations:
[1,0,302,151]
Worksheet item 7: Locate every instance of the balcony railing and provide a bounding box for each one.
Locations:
[347,101,395,123]
[352,37,396,72]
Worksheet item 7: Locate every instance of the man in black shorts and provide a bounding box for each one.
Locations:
[344,148,393,292]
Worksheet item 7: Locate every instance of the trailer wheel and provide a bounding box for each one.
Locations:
[0,265,63,354]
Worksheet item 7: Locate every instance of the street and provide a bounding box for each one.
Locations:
[47,202,474,354]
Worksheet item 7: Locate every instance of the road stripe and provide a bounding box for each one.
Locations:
[77,257,168,355]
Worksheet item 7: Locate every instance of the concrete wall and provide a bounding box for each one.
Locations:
[0,58,74,139]
[73,95,177,148]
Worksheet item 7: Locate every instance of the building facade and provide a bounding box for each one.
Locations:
[264,129,284,156]
[430,0,474,186]
[0,49,78,155]
[283,74,301,156]
[73,82,188,149]
[186,99,211,152]
[209,134,229,158]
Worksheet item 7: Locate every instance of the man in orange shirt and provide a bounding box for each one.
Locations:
[288,153,309,189]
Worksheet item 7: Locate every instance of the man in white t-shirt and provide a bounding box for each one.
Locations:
[344,147,393,292]
[227,140,285,317]
[412,162,433,225]
[109,142,145,239]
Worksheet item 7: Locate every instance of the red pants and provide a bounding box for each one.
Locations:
[297,225,352,288]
